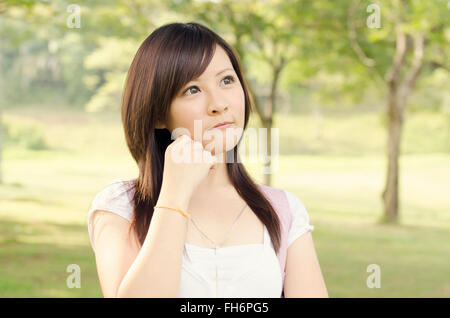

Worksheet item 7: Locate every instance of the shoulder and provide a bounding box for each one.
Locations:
[87,178,136,252]
[255,184,292,222]
[281,190,314,246]
[88,178,136,222]
[256,183,297,206]
[256,184,311,223]
[282,189,308,215]
[256,183,286,199]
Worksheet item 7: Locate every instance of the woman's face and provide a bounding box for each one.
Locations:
[162,44,246,157]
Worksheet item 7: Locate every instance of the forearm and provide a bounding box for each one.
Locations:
[116,191,190,297]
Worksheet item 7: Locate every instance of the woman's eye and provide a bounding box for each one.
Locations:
[182,75,235,96]
[184,86,199,96]
[222,75,235,85]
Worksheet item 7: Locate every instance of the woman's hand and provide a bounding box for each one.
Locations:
[160,134,218,203]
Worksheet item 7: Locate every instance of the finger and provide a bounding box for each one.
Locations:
[192,141,204,150]
[178,134,192,144]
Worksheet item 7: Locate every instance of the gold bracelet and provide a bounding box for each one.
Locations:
[154,205,191,219]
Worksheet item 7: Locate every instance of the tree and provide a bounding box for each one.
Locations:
[347,0,449,223]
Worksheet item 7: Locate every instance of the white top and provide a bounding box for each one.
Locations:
[86,178,314,298]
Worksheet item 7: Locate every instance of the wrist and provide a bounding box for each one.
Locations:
[157,186,191,212]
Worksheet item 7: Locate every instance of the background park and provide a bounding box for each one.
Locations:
[0,0,448,297]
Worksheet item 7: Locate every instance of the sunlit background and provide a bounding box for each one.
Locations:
[0,0,449,297]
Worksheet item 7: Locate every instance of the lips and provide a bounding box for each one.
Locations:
[212,121,233,129]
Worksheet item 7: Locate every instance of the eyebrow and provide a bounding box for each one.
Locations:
[190,68,234,82]
[215,67,234,76]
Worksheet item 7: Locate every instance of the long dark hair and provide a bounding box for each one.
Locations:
[121,22,282,254]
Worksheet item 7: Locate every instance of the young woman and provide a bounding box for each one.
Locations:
[87,22,328,298]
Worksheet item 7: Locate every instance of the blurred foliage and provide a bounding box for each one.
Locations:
[0,0,448,114]
[2,115,48,150]
[83,37,140,112]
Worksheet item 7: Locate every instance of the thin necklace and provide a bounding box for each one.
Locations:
[188,202,247,298]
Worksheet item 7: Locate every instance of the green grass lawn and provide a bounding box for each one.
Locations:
[0,105,449,297]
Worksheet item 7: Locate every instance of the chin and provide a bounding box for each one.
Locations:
[211,145,238,163]
[203,131,240,154]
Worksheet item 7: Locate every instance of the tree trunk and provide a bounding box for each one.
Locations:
[381,29,424,224]
[262,61,283,186]
[263,118,272,186]
[381,90,404,223]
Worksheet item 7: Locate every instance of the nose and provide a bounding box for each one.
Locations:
[208,103,228,115]
[207,90,228,115]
